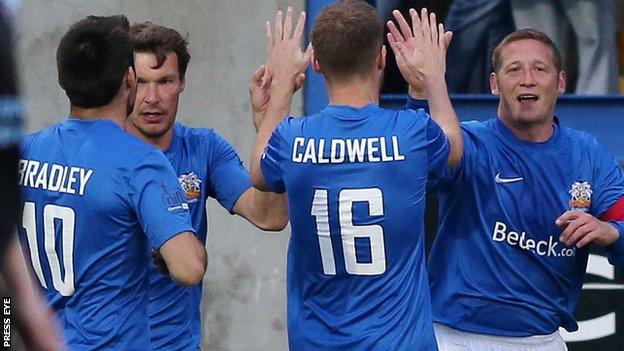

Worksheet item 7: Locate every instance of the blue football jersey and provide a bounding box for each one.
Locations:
[148,124,250,351]
[18,119,194,350]
[425,115,624,336]
[261,104,449,350]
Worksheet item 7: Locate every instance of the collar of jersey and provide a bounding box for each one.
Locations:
[494,116,561,151]
[323,103,380,120]
[64,117,121,130]
[163,123,182,155]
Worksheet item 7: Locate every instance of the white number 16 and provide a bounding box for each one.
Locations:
[311,188,386,276]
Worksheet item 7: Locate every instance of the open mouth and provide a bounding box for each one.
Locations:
[141,111,165,122]
[517,94,539,102]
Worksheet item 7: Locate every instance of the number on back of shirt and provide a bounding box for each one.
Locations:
[22,202,76,296]
[311,188,386,275]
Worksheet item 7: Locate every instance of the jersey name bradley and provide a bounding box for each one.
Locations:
[292,136,405,164]
[18,159,93,195]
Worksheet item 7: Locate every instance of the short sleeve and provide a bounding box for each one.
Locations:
[605,222,624,267]
[206,132,251,212]
[130,149,195,249]
[422,112,450,175]
[260,121,288,194]
[429,123,481,191]
[590,139,624,217]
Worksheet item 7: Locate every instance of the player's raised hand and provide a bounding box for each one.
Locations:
[556,210,620,248]
[386,8,452,97]
[248,64,305,131]
[249,65,271,131]
[265,7,312,91]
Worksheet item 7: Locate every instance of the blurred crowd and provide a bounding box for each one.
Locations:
[380,0,624,95]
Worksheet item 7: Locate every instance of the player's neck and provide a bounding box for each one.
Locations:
[498,115,554,143]
[69,104,127,129]
[145,129,173,151]
[326,77,380,108]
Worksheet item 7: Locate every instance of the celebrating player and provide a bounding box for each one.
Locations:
[251,1,460,349]
[127,22,289,350]
[390,20,624,349]
[17,15,206,349]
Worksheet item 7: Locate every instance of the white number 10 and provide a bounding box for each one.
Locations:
[311,188,386,276]
[22,202,76,296]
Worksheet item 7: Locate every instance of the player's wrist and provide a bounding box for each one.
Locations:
[604,221,621,246]
[270,77,297,95]
[422,74,448,95]
[408,85,426,100]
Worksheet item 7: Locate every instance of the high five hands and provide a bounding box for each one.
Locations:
[386,8,452,99]
[249,7,310,130]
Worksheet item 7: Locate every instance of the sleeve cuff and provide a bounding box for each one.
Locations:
[604,221,624,266]
[406,95,426,110]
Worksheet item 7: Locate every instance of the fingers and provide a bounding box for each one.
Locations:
[438,23,445,49]
[392,9,412,40]
[294,73,306,92]
[420,8,431,42]
[410,8,422,41]
[556,210,582,227]
[251,65,266,85]
[562,221,594,247]
[386,32,400,56]
[429,11,438,44]
[265,21,273,51]
[576,231,600,248]
[293,11,306,40]
[303,42,313,63]
[558,213,585,243]
[275,10,283,41]
[386,20,405,45]
[444,31,453,50]
[283,7,293,40]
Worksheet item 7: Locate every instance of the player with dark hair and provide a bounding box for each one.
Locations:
[251,1,460,349]
[18,15,206,349]
[128,22,289,350]
[390,23,624,349]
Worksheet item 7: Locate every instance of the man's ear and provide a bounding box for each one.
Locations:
[489,72,500,96]
[126,66,136,90]
[557,70,566,94]
[311,51,322,74]
[377,45,386,71]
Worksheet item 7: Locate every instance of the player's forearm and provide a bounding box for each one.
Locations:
[251,81,295,190]
[160,231,207,286]
[423,74,463,166]
[249,190,289,231]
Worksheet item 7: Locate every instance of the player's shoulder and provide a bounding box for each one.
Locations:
[273,114,311,137]
[558,123,601,148]
[461,119,494,134]
[173,123,216,139]
[172,122,233,152]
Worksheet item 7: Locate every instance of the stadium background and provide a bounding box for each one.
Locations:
[14,0,624,349]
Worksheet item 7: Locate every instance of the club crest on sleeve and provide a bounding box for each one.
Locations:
[568,181,592,211]
[161,184,189,212]
[178,172,201,202]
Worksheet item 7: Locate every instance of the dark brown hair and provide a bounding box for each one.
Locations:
[492,28,562,73]
[311,0,383,82]
[57,15,133,108]
[131,22,190,77]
